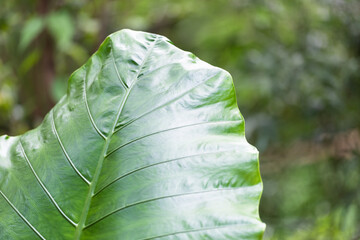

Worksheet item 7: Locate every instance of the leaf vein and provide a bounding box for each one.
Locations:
[19,140,77,227]
[83,65,107,140]
[94,149,236,196]
[74,34,160,239]
[85,187,247,229]
[106,120,242,157]
[110,39,128,89]
[0,190,46,240]
[51,110,90,185]
[113,71,224,134]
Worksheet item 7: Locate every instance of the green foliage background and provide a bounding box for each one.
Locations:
[1,0,359,239]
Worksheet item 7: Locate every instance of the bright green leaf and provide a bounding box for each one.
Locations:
[47,11,74,51]
[0,29,265,239]
[19,17,44,51]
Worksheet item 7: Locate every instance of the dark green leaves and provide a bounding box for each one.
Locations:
[0,29,265,239]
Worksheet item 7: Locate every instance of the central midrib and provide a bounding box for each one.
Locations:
[73,89,130,240]
[73,35,159,240]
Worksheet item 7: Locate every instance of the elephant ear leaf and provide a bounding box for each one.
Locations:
[0,29,265,239]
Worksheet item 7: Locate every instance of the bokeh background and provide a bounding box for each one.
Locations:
[1,0,359,239]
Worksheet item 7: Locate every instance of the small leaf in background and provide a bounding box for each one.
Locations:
[18,49,40,76]
[47,11,74,51]
[19,17,44,51]
[0,16,8,31]
[343,204,357,239]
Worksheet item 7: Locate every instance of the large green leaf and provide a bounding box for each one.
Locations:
[0,29,265,239]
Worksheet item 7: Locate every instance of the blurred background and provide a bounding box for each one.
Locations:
[0,0,359,239]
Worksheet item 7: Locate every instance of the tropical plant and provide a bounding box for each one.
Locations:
[0,29,264,239]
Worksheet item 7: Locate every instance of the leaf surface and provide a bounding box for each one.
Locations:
[0,29,265,239]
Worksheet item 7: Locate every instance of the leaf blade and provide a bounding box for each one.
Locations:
[0,29,265,239]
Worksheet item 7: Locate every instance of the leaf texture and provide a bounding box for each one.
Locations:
[0,29,265,239]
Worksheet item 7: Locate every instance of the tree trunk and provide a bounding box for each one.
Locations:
[33,0,55,119]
